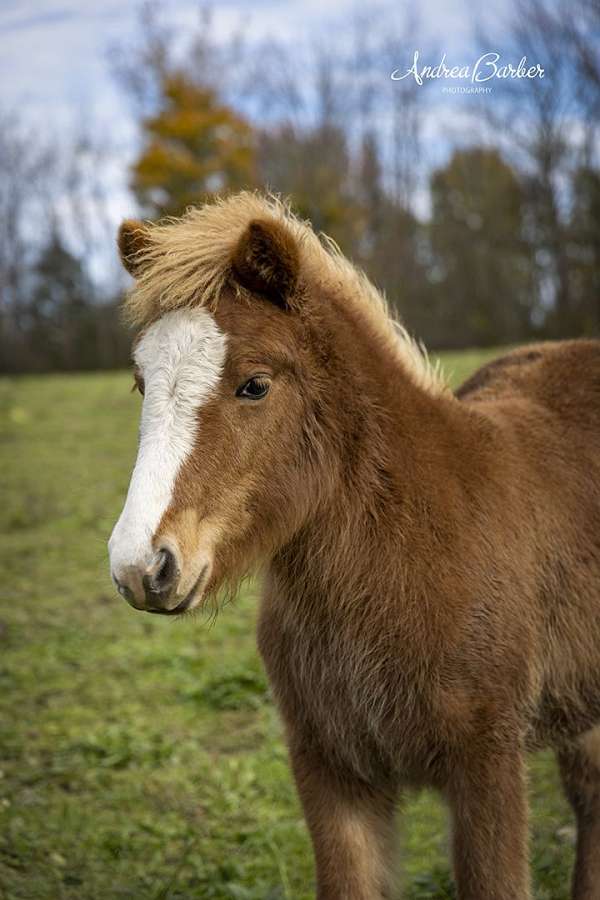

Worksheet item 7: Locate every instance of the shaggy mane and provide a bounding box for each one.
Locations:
[123,192,447,396]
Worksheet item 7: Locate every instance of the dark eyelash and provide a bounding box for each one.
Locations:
[131,369,145,396]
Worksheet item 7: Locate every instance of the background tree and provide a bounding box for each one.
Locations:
[132,73,256,218]
[258,122,361,254]
[0,113,131,374]
[0,113,52,370]
[26,233,94,371]
[430,149,535,347]
[478,0,600,339]
[568,166,600,335]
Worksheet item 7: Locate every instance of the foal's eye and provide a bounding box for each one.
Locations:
[235,376,271,400]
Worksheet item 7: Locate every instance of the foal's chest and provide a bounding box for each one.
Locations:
[257,593,439,785]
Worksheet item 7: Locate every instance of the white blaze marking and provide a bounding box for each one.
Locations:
[108,308,226,580]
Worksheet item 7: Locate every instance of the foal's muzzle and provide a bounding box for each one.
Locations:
[112,547,185,614]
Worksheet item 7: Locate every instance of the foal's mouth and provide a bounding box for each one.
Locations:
[146,564,210,616]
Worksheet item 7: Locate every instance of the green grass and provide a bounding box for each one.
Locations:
[0,348,575,899]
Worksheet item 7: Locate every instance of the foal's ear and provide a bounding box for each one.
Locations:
[231,219,299,308]
[117,219,152,277]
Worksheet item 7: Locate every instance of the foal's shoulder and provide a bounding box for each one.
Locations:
[455,340,600,411]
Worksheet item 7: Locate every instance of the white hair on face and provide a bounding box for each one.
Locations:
[108,308,226,581]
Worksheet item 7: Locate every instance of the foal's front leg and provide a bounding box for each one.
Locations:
[288,743,399,900]
[447,743,531,900]
[558,726,600,900]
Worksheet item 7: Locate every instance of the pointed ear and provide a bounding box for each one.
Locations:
[117,219,152,277]
[231,219,300,308]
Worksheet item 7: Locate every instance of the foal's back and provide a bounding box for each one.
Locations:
[457,339,600,424]
[457,339,600,745]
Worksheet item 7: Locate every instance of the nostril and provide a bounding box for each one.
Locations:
[146,547,178,596]
[155,548,176,590]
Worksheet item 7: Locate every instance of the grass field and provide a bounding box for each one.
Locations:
[0,348,576,899]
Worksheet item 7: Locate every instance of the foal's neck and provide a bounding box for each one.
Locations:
[273,301,476,610]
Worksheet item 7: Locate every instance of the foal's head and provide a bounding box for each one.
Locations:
[108,193,438,615]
